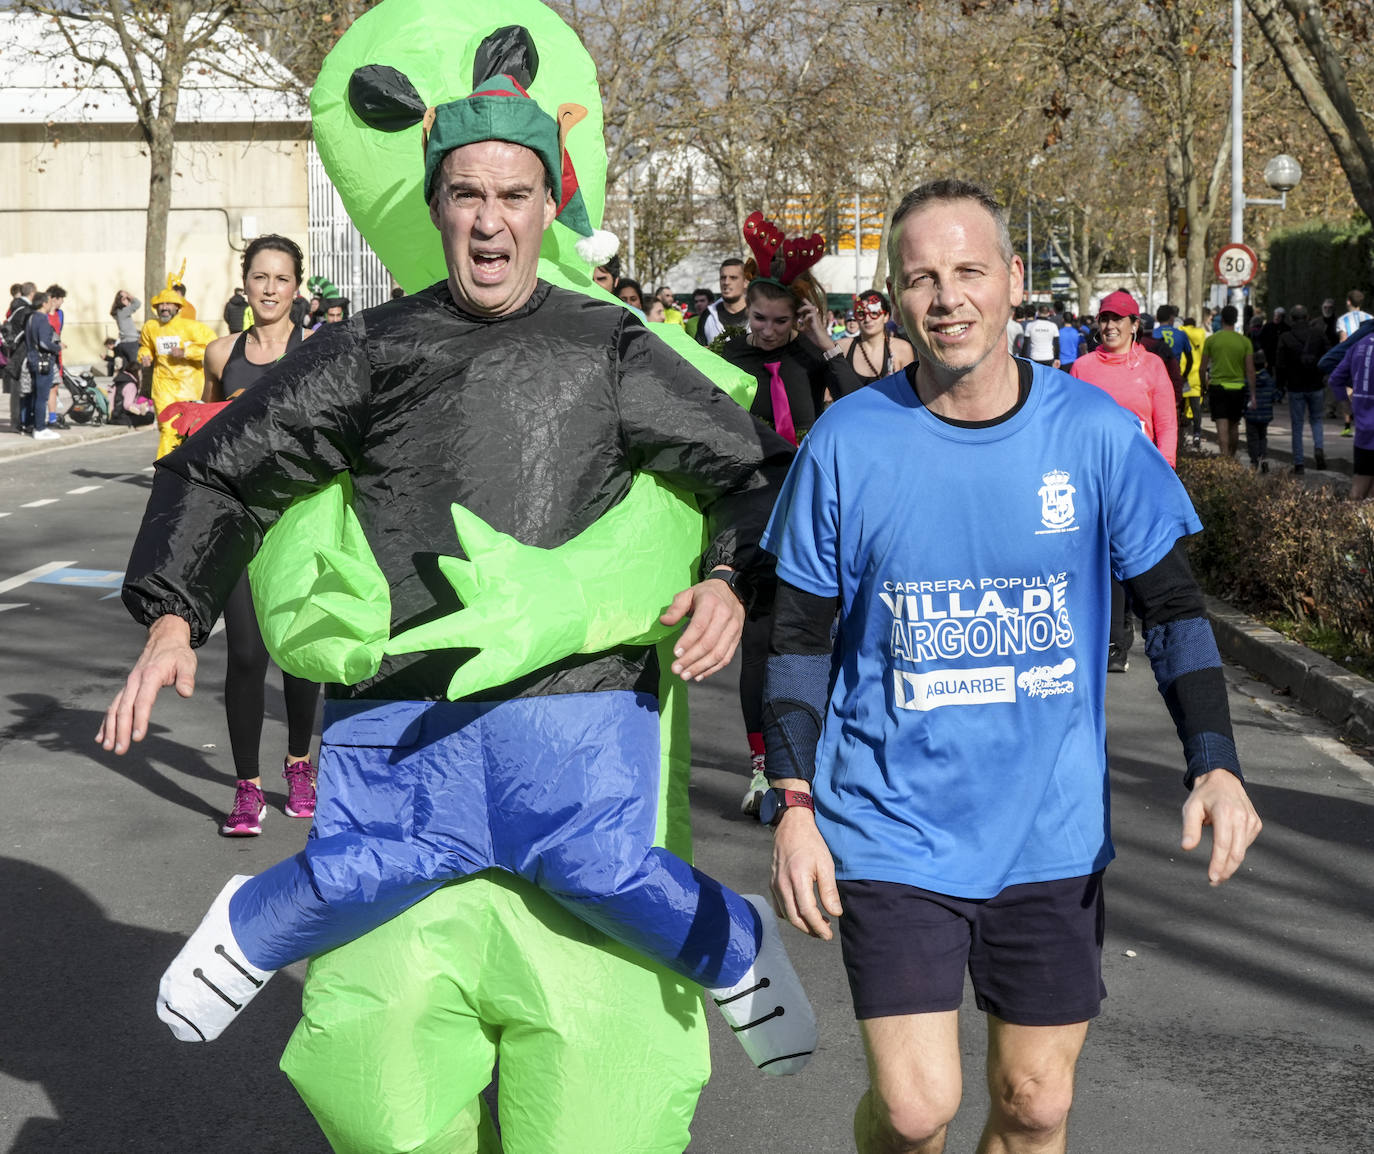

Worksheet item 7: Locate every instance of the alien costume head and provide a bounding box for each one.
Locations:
[310,2,616,292]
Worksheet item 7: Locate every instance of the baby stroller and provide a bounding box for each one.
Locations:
[62,367,111,426]
[109,361,156,427]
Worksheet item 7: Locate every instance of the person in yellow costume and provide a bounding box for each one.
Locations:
[138,272,218,458]
[1179,313,1209,452]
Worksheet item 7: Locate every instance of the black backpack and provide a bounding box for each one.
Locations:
[1,303,33,382]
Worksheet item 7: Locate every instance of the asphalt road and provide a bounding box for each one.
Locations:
[1,431,1371,1152]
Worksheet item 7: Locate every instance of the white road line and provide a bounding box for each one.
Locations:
[140,466,155,473]
[0,512,10,519]
[66,485,102,495]
[0,561,76,595]
[20,498,58,508]
[0,603,26,612]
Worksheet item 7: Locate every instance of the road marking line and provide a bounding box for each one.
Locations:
[20,498,58,508]
[0,512,10,519]
[140,466,155,473]
[0,561,76,595]
[32,567,125,588]
[66,485,102,495]
[0,603,26,612]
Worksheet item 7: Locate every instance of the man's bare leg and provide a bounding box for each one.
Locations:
[1215,418,1234,457]
[854,1010,962,1154]
[976,1016,1089,1154]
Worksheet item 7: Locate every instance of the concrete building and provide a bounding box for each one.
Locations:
[1,11,310,366]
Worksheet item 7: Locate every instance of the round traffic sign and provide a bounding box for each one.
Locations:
[1214,243,1258,287]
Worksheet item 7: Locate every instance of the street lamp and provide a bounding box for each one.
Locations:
[1229,0,1302,308]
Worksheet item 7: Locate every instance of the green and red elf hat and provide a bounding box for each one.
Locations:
[347,25,617,265]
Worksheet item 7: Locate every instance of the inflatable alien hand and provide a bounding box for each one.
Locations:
[385,473,705,700]
[248,476,391,685]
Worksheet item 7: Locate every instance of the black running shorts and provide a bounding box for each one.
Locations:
[836,873,1106,1026]
[1208,385,1248,422]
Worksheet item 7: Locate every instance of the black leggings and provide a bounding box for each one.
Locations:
[223,573,321,777]
[1109,579,1135,655]
[739,608,771,739]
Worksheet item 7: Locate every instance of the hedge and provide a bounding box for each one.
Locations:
[1262,219,1372,313]
[1178,456,1374,651]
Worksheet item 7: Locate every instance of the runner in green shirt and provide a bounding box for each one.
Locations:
[1201,304,1256,459]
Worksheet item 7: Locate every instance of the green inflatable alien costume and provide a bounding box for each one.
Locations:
[206,2,774,1150]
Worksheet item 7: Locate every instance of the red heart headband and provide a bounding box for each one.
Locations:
[743,211,824,285]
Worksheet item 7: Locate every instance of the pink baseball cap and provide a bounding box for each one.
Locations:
[1097,290,1139,318]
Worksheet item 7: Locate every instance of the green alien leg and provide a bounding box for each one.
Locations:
[280,660,708,1154]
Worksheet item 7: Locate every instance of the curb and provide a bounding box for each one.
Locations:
[0,422,150,462]
[1206,595,1374,745]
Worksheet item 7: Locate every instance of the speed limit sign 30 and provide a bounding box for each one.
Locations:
[1214,243,1258,287]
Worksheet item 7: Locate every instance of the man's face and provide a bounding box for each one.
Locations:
[49,295,65,313]
[693,291,711,312]
[592,266,615,291]
[719,265,746,305]
[156,302,180,324]
[326,306,344,323]
[429,140,556,317]
[889,199,1023,383]
[657,287,674,307]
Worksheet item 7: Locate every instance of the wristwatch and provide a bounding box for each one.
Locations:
[706,566,752,611]
[759,787,815,828]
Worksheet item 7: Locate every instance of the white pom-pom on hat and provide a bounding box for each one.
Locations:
[574,228,620,266]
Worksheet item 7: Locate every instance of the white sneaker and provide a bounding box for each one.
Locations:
[31,428,60,441]
[157,875,276,1042]
[741,757,768,817]
[707,895,818,1076]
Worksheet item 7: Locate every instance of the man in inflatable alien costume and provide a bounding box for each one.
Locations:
[99,1,817,1149]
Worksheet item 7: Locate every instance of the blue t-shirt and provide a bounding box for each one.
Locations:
[761,364,1201,897]
[1058,324,1083,365]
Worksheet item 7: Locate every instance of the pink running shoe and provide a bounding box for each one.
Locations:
[221,780,266,837]
[282,757,317,819]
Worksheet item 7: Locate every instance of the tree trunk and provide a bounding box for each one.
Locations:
[144,125,175,309]
[1248,0,1374,225]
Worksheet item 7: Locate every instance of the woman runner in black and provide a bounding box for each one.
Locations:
[201,235,321,836]
[836,289,914,386]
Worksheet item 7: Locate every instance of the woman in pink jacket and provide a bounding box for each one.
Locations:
[1069,289,1178,672]
[1070,290,1178,467]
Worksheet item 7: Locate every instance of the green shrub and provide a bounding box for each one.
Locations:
[1262,219,1372,312]
[1178,456,1374,652]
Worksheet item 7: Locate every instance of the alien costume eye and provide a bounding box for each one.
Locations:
[348,64,427,131]
[472,25,539,87]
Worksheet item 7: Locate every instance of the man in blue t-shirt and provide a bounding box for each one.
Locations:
[758,180,1262,1154]
[1153,303,1195,382]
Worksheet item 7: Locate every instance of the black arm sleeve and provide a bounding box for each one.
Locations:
[760,579,839,783]
[1124,542,1242,787]
[615,317,795,581]
[122,321,370,645]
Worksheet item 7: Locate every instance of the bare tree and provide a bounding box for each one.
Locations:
[1036,0,1238,317]
[14,1,340,307]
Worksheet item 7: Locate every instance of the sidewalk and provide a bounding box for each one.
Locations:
[0,374,151,460]
[1223,402,1353,477]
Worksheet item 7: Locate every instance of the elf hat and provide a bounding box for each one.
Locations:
[347,25,617,265]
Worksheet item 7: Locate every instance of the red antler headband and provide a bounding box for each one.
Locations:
[743,211,824,285]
